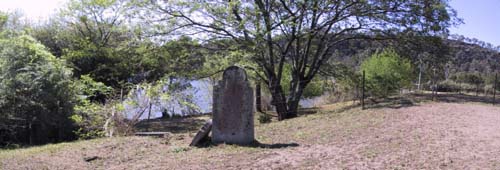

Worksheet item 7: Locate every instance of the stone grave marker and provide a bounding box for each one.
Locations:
[189,119,212,147]
[212,66,254,145]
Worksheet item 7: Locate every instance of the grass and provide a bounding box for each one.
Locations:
[0,138,100,159]
[0,100,361,161]
[2,93,500,169]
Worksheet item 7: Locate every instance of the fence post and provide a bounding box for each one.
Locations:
[494,73,498,105]
[362,70,365,110]
[256,82,262,112]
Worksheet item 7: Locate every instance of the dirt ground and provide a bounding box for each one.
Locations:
[1,97,500,169]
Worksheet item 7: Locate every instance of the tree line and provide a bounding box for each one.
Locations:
[0,0,477,146]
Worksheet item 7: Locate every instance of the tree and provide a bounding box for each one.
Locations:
[139,0,460,120]
[31,0,204,93]
[394,35,451,91]
[57,0,135,88]
[361,49,413,97]
[0,35,76,145]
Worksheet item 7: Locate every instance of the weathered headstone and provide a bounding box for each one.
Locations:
[212,66,254,145]
[189,119,212,147]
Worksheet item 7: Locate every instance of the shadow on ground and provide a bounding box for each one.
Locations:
[412,93,497,104]
[252,142,300,149]
[320,92,497,113]
[201,140,299,149]
[135,116,209,133]
[363,96,417,110]
[135,93,497,134]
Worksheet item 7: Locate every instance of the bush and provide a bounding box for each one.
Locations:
[361,49,413,97]
[460,83,476,93]
[258,113,272,124]
[70,75,114,139]
[0,35,76,145]
[436,80,461,92]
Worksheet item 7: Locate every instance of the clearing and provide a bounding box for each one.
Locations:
[1,94,500,169]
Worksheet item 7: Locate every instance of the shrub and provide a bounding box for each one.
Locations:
[258,113,272,124]
[460,83,476,93]
[361,49,413,97]
[0,35,76,145]
[436,80,461,92]
[71,75,114,139]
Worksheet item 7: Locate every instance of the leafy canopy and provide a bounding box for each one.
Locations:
[0,34,76,144]
[361,48,413,97]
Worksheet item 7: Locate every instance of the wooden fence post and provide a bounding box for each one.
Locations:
[362,70,365,110]
[494,73,497,105]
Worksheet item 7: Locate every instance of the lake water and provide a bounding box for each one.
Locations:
[125,79,321,119]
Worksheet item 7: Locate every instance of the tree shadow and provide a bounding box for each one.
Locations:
[297,108,320,115]
[363,92,497,110]
[412,93,497,104]
[203,140,299,149]
[135,116,209,134]
[363,96,417,110]
[250,141,300,149]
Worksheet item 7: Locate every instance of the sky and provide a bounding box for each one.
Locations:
[449,0,500,46]
[0,0,499,46]
[0,0,66,20]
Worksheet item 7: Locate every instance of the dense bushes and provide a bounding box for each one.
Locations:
[70,75,115,139]
[361,49,413,97]
[0,35,76,145]
[435,75,499,95]
[436,80,461,92]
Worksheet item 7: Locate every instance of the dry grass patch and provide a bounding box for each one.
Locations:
[2,95,500,169]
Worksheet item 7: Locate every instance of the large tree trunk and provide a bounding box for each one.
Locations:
[268,76,309,120]
[268,78,289,120]
[286,81,307,119]
[269,85,288,121]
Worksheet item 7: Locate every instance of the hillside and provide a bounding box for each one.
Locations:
[446,39,500,73]
[2,94,500,169]
[330,37,500,76]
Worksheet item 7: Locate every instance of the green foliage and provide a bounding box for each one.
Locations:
[138,0,459,119]
[436,80,461,92]
[71,76,114,139]
[74,75,114,99]
[319,62,362,102]
[44,0,205,90]
[361,49,413,97]
[280,63,326,98]
[450,72,484,85]
[0,34,76,145]
[258,113,272,124]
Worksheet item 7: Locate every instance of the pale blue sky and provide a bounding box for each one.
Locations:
[0,0,499,46]
[449,0,500,46]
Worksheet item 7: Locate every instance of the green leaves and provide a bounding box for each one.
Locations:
[280,63,326,98]
[0,34,76,144]
[73,75,114,100]
[361,48,413,97]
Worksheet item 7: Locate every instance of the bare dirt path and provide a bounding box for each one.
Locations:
[252,103,500,169]
[2,102,500,169]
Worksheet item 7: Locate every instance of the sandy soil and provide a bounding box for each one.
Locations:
[255,103,500,169]
[1,102,500,169]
